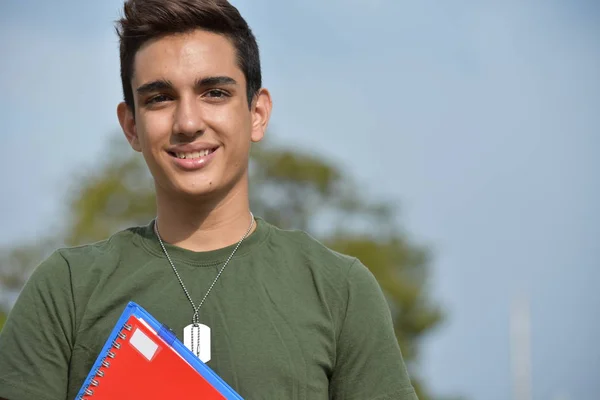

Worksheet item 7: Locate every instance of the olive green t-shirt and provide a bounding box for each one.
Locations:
[0,218,417,400]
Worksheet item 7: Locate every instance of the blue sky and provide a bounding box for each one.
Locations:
[1,1,598,399]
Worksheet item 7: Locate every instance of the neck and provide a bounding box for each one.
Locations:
[154,180,255,252]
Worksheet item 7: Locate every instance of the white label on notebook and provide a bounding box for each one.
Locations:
[129,328,159,361]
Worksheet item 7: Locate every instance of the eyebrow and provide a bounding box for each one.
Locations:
[136,76,238,95]
[196,76,237,87]
[136,79,173,95]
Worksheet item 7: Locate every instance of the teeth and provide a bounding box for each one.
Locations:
[175,149,211,159]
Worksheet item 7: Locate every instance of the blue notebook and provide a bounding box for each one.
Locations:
[76,301,243,399]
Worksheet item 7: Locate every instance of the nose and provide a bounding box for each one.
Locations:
[172,94,206,137]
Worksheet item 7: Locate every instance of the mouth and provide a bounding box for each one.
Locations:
[167,147,219,159]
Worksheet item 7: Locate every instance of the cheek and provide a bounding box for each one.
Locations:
[138,114,172,150]
[209,103,253,139]
[209,107,238,132]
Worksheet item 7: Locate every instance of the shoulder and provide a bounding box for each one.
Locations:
[263,220,358,275]
[50,222,152,272]
[26,222,151,289]
[261,220,380,295]
[57,224,145,262]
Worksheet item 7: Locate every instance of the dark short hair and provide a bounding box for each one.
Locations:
[115,0,261,110]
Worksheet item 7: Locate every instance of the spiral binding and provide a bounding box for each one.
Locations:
[77,322,133,399]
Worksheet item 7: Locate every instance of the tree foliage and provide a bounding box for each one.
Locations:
[0,134,443,399]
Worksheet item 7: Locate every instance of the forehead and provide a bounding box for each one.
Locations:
[132,29,243,86]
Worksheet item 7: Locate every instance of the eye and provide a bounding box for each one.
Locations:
[146,94,172,104]
[204,89,230,99]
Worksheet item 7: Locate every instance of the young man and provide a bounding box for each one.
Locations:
[0,1,418,399]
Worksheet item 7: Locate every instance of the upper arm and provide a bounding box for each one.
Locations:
[329,260,418,400]
[0,251,75,400]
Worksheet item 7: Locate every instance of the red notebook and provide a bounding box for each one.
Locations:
[76,302,243,399]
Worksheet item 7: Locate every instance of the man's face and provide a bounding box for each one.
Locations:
[118,29,270,199]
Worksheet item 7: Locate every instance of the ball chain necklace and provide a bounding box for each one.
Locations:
[154,213,255,362]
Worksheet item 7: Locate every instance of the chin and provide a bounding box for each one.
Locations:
[154,164,245,200]
[173,182,222,199]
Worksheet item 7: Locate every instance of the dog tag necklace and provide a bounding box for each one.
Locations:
[154,213,254,362]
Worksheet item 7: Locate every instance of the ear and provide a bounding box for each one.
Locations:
[117,102,142,152]
[250,88,272,143]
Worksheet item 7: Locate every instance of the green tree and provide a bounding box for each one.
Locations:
[0,135,443,399]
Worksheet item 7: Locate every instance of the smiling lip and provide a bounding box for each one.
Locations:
[167,144,219,171]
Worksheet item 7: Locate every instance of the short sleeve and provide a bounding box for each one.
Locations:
[0,250,75,400]
[329,260,418,400]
